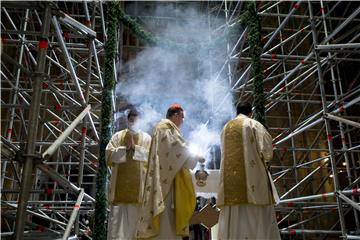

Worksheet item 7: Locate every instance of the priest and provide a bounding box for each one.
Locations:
[217,102,280,240]
[106,109,152,240]
[136,103,204,239]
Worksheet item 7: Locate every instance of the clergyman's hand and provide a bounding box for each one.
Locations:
[125,134,135,150]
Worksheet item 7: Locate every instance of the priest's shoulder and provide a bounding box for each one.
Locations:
[224,117,243,128]
[248,118,266,130]
[112,129,128,138]
[156,121,172,130]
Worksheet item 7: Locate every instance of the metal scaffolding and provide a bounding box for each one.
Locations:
[195,1,360,239]
[1,1,359,240]
[1,1,103,239]
[239,1,360,239]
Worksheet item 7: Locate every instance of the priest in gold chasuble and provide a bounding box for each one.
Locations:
[136,104,204,239]
[217,102,281,240]
[106,109,152,240]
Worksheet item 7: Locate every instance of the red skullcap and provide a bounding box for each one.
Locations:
[169,103,183,110]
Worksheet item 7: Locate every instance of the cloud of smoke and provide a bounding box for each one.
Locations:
[116,3,240,164]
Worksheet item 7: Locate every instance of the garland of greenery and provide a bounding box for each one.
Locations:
[240,1,266,126]
[93,2,118,239]
[114,4,157,46]
[112,3,240,54]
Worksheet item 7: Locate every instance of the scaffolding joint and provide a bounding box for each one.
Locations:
[22,153,43,164]
[14,150,25,164]
[32,71,50,81]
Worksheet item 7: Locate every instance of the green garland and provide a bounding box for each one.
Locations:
[115,4,157,46]
[112,3,240,54]
[93,2,118,239]
[240,1,266,126]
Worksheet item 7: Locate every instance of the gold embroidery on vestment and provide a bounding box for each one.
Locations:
[112,131,142,203]
[223,118,248,205]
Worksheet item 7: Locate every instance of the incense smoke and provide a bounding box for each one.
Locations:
[115,4,242,165]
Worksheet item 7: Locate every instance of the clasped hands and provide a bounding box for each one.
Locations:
[125,134,135,150]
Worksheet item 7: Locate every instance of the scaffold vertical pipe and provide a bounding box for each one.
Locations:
[308,1,347,238]
[319,0,360,230]
[14,5,52,240]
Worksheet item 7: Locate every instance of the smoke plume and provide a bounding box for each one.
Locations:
[116,4,240,164]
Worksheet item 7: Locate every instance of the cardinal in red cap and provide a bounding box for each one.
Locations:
[165,103,184,127]
[136,103,205,239]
